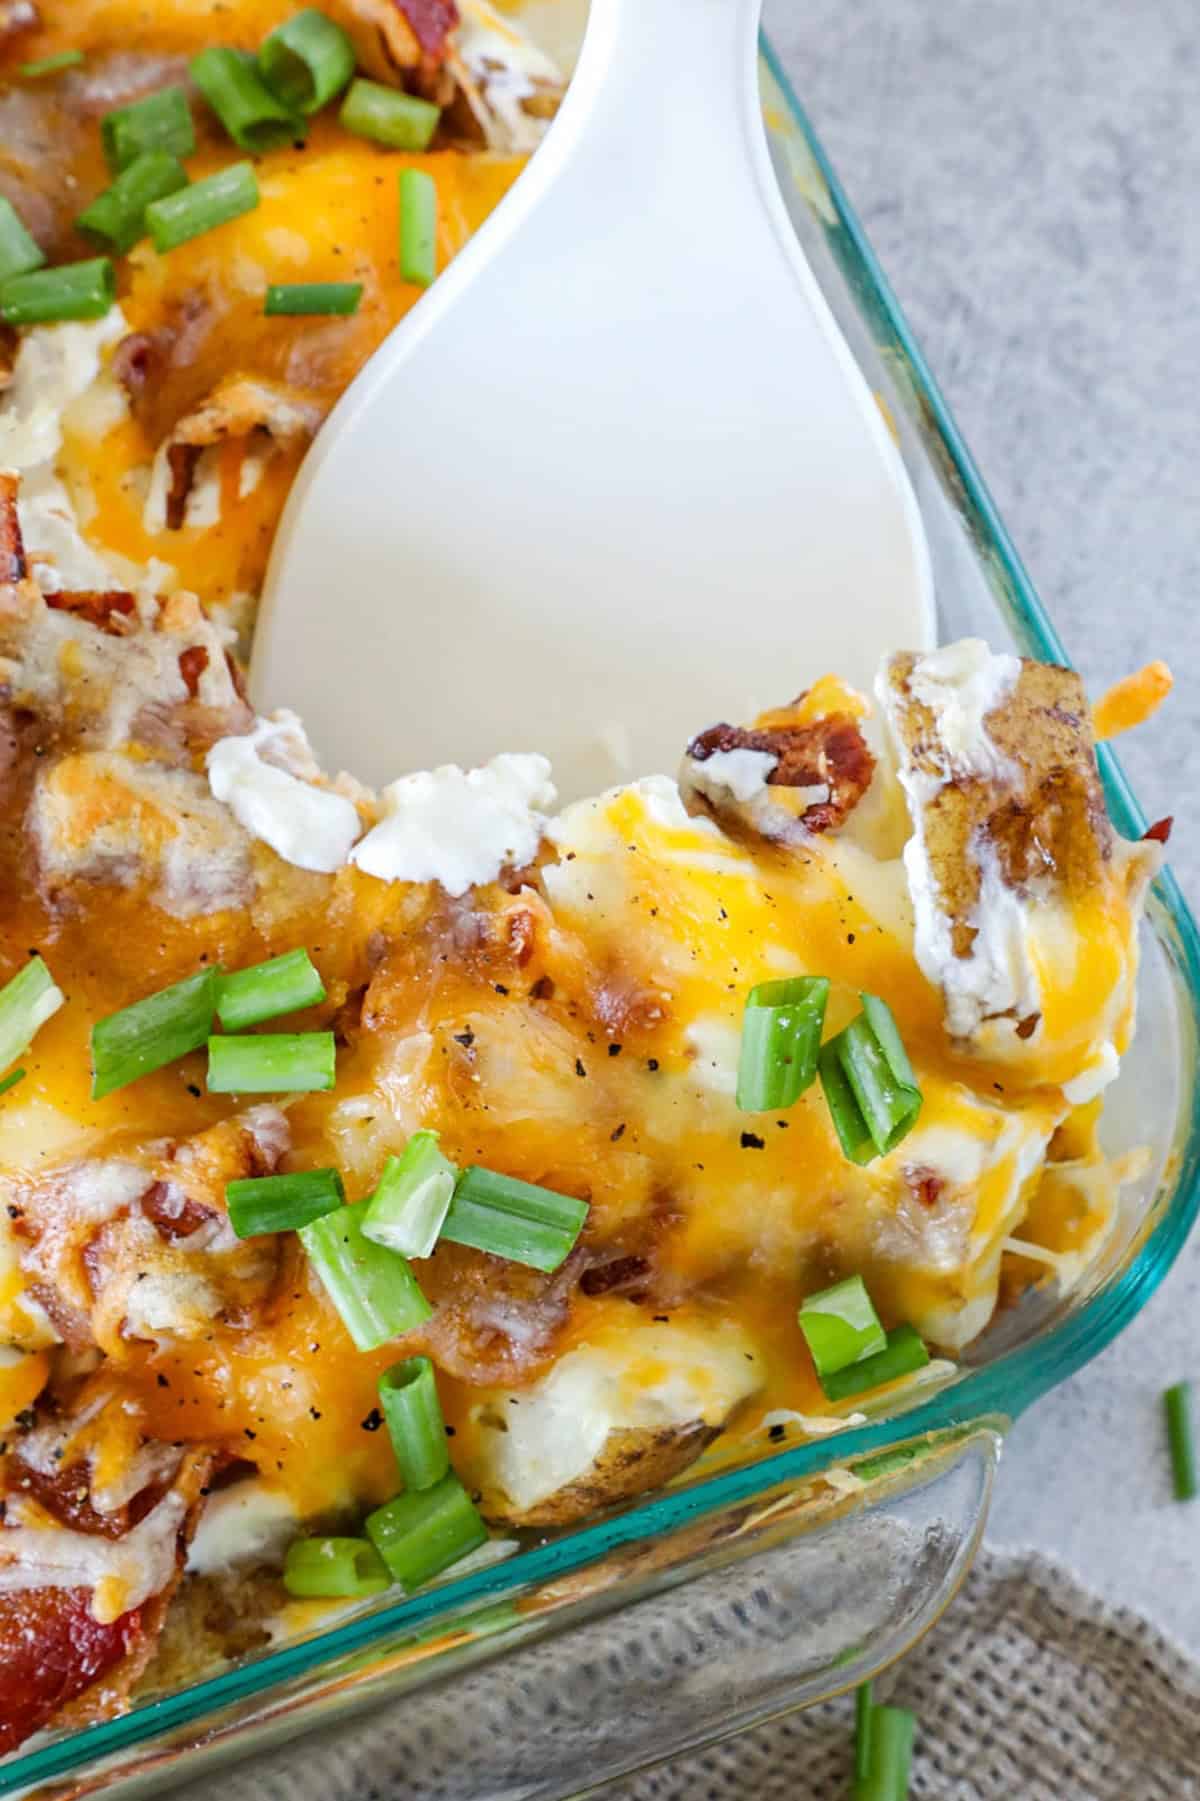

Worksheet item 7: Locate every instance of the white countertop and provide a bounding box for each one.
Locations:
[765,0,1200,1644]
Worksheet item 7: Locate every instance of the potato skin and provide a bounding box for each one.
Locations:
[483,1420,718,1529]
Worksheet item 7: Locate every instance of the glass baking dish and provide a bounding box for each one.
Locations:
[8,20,1200,1801]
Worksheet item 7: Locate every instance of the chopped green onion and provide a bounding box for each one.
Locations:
[855,1682,875,1784]
[379,1355,450,1492]
[821,1323,929,1403]
[206,1030,335,1094]
[300,1203,432,1351]
[854,1703,915,1801]
[190,47,304,153]
[215,948,326,1032]
[736,976,828,1112]
[0,957,63,1077]
[0,258,115,326]
[799,1276,887,1379]
[1164,1381,1196,1502]
[227,1167,344,1238]
[340,78,440,150]
[259,8,356,114]
[818,1040,876,1166]
[102,86,195,174]
[362,1132,457,1260]
[283,1535,390,1599]
[0,1069,26,1099]
[91,967,216,1100]
[18,50,85,78]
[839,996,922,1155]
[77,151,189,255]
[0,197,44,287]
[819,995,922,1164]
[441,1166,588,1273]
[398,166,436,287]
[145,161,259,253]
[365,1471,487,1591]
[264,281,363,317]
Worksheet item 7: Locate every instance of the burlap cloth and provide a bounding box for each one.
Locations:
[187,1545,1200,1801]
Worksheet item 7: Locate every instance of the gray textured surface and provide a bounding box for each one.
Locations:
[764,0,1200,1642]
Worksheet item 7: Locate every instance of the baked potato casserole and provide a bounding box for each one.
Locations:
[0,0,1174,1754]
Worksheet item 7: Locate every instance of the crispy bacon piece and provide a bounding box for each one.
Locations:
[1143,816,1173,845]
[46,590,136,633]
[331,0,457,83]
[0,472,26,585]
[0,1588,144,1754]
[0,1433,216,1751]
[177,644,210,697]
[154,375,323,530]
[686,713,876,836]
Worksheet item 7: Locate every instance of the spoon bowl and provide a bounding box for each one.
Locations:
[251,0,935,797]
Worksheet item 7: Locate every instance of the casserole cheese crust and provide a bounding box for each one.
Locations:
[0,0,1169,1756]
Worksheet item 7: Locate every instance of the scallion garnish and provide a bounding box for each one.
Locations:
[441,1166,588,1273]
[227,1167,343,1238]
[206,1030,335,1094]
[77,151,189,256]
[190,47,304,153]
[264,281,363,317]
[0,258,115,326]
[818,1040,876,1166]
[215,948,326,1032]
[0,957,63,1076]
[0,197,44,287]
[283,1535,390,1599]
[736,976,828,1112]
[91,967,216,1099]
[259,8,356,114]
[19,50,85,78]
[854,1702,915,1800]
[145,161,259,253]
[362,1131,457,1260]
[340,78,440,150]
[798,1275,886,1380]
[365,1470,487,1591]
[379,1355,450,1492]
[819,994,921,1163]
[1165,1381,1196,1502]
[398,166,436,288]
[0,1069,25,1099]
[855,1682,875,1785]
[102,86,195,174]
[299,1203,432,1351]
[821,1323,929,1403]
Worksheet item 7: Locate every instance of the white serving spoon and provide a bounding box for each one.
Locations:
[252,0,934,800]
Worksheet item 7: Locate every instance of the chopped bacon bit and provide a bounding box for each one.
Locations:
[0,472,26,584]
[1143,816,1173,845]
[46,590,137,633]
[579,1255,650,1298]
[140,1179,217,1244]
[178,645,210,697]
[1015,1012,1041,1041]
[397,0,458,56]
[0,1588,142,1755]
[904,1164,945,1209]
[165,444,201,532]
[688,712,875,834]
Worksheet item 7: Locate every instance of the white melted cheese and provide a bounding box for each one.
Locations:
[457,0,562,152]
[207,713,363,875]
[0,1488,186,1624]
[471,1316,762,1513]
[352,753,556,896]
[0,313,129,593]
[186,1479,298,1577]
[687,747,778,804]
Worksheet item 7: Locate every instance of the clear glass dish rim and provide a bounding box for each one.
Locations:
[6,31,1200,1795]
